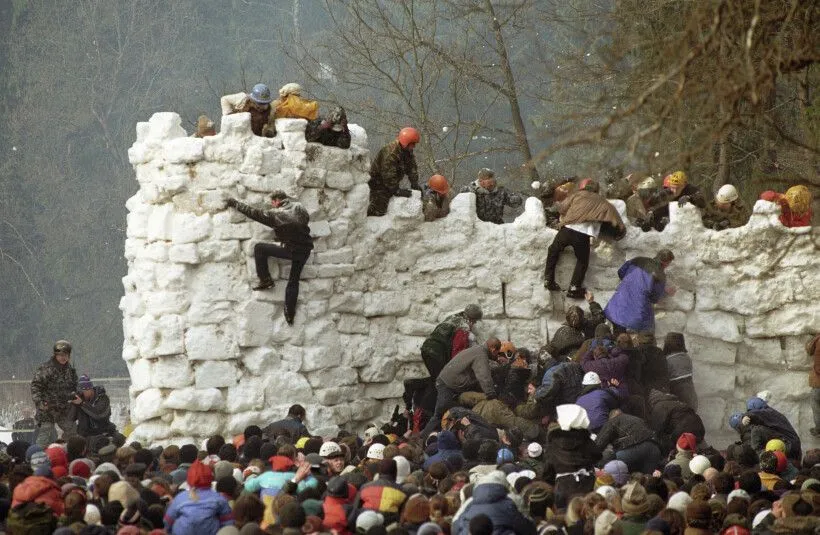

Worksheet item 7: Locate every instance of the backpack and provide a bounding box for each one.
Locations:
[6,501,56,535]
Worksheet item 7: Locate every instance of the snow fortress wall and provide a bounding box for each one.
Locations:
[124,112,819,445]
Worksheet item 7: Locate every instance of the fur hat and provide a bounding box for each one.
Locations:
[668,491,694,514]
[402,494,431,524]
[621,482,650,515]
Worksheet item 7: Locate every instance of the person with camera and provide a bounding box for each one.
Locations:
[31,340,79,446]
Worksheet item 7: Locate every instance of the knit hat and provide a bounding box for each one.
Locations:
[772,451,787,473]
[727,489,751,504]
[729,413,743,430]
[527,442,543,458]
[622,482,650,515]
[668,491,694,514]
[646,517,671,535]
[556,404,590,431]
[394,455,411,484]
[30,451,51,476]
[214,460,234,482]
[108,481,139,508]
[356,510,385,531]
[187,459,213,488]
[78,374,94,390]
[582,372,602,386]
[686,502,712,529]
[69,458,95,479]
[84,503,102,525]
[676,432,697,452]
[764,439,786,453]
[603,460,629,486]
[722,525,750,535]
[746,397,767,411]
[496,448,514,465]
[367,443,385,460]
[689,455,711,475]
[595,510,621,535]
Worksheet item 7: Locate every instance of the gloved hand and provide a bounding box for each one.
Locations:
[678,195,691,206]
[742,416,751,427]
[226,197,237,208]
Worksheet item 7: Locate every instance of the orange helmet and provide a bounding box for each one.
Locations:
[428,174,449,194]
[397,127,420,148]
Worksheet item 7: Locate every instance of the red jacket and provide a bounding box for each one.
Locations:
[12,476,64,516]
[322,483,355,534]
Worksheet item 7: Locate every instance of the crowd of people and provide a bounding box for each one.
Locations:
[0,82,816,534]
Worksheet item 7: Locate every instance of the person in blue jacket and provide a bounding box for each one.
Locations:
[451,470,536,535]
[604,249,675,334]
[164,459,233,535]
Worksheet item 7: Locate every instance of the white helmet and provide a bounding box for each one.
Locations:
[366,443,385,460]
[319,441,343,458]
[716,184,739,203]
[582,371,601,386]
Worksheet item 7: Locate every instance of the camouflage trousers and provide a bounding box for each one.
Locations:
[367,186,394,216]
[35,411,77,447]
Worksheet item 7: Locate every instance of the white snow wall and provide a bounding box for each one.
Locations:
[123,112,820,446]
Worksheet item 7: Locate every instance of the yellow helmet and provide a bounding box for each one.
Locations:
[668,171,688,187]
[784,185,811,215]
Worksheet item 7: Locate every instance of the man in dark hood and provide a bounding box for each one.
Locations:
[31,340,78,446]
[546,292,605,360]
[305,106,351,149]
[71,375,118,441]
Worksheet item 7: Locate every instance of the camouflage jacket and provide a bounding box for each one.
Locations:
[421,186,452,222]
[369,140,419,191]
[701,200,750,230]
[461,180,523,224]
[31,357,78,416]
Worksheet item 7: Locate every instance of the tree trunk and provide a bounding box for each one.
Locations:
[483,0,540,181]
[715,130,730,193]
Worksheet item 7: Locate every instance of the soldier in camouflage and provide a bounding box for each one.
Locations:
[701,184,750,230]
[31,340,79,446]
[368,127,421,216]
[461,168,523,224]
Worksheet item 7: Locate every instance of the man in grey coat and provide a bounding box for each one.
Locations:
[421,337,502,438]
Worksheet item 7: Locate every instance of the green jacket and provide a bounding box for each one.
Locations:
[369,140,419,191]
[31,357,78,421]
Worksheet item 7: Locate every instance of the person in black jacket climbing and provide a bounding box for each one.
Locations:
[226,190,314,325]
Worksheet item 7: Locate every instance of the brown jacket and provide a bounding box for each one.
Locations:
[559,190,625,230]
[808,334,820,388]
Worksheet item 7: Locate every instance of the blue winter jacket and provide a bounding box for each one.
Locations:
[451,483,536,535]
[604,258,666,331]
[423,430,464,471]
[575,387,621,432]
[164,488,233,535]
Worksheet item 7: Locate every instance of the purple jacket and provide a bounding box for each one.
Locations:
[580,349,630,397]
[575,387,621,432]
[604,258,666,332]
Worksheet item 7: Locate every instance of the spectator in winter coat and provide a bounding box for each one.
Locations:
[742,397,801,461]
[368,127,421,216]
[663,333,697,411]
[647,390,705,454]
[226,191,314,324]
[461,168,523,224]
[421,338,502,437]
[71,375,118,440]
[164,459,233,534]
[547,292,606,360]
[543,404,601,510]
[544,180,625,299]
[451,470,536,535]
[221,83,276,137]
[322,477,356,535]
[595,409,662,474]
[760,185,812,228]
[305,106,351,148]
[421,305,483,382]
[665,432,697,479]
[633,332,670,399]
[807,334,820,437]
[619,483,652,535]
[262,405,311,442]
[423,431,464,472]
[535,359,585,419]
[531,176,576,229]
[580,337,630,398]
[701,184,750,230]
[350,459,408,525]
[604,249,675,333]
[575,372,621,433]
[458,391,541,442]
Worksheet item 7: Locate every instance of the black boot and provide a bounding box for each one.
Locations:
[566,286,586,299]
[544,281,562,291]
[253,278,275,291]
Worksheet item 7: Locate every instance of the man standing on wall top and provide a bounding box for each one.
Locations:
[220,83,276,137]
[31,340,79,447]
[368,127,421,216]
[226,190,314,325]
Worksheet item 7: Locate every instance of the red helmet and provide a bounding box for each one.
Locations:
[428,174,449,195]
[397,127,420,148]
